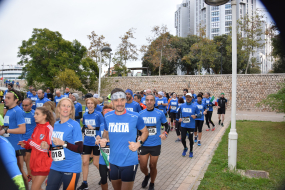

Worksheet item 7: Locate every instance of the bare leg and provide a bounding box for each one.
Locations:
[82,155,90,181]
[198,132,202,141]
[24,152,32,176]
[139,154,150,176]
[31,175,47,190]
[222,114,225,123]
[17,155,28,189]
[149,155,159,183]
[101,183,108,190]
[111,179,122,190]
[92,155,100,170]
[121,181,134,190]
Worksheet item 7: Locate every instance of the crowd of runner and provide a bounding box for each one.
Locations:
[0,84,228,190]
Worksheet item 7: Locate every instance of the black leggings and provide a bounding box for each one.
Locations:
[170,112,176,123]
[175,121,181,136]
[46,169,80,190]
[195,120,204,133]
[99,164,110,185]
[205,111,214,128]
[181,127,194,152]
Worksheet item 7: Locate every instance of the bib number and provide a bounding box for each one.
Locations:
[101,146,110,156]
[85,129,96,137]
[171,106,177,110]
[51,147,65,161]
[182,117,190,123]
[147,126,157,136]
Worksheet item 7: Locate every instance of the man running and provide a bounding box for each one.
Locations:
[194,94,207,146]
[26,86,33,98]
[125,89,141,113]
[134,94,146,110]
[97,88,149,190]
[54,90,64,106]
[217,93,227,127]
[167,93,178,131]
[177,93,201,157]
[29,89,38,110]
[3,83,14,116]
[35,89,50,108]
[139,93,169,190]
[64,87,70,98]
[203,92,216,131]
[71,93,82,124]
[141,89,151,105]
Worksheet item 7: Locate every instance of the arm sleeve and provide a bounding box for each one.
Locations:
[23,140,32,150]
[75,112,82,119]
[66,141,83,154]
[16,110,25,126]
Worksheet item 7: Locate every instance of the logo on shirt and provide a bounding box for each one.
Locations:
[40,134,45,140]
[25,118,31,124]
[108,123,129,133]
[126,108,133,112]
[157,101,163,104]
[52,131,64,141]
[182,108,192,113]
[4,116,9,124]
[56,99,60,102]
[85,119,96,126]
[197,105,203,109]
[171,102,177,105]
[37,103,43,107]
[142,117,157,124]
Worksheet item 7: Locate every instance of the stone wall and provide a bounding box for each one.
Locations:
[101,74,285,112]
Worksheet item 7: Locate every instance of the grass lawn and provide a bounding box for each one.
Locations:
[198,120,285,190]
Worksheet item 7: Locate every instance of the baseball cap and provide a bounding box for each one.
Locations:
[72,93,79,100]
[158,91,164,96]
[185,93,193,97]
[93,94,99,98]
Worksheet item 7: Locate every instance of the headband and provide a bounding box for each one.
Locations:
[111,92,126,101]
[125,89,133,97]
[10,91,19,99]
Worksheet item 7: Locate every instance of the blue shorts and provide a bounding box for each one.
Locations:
[110,164,138,182]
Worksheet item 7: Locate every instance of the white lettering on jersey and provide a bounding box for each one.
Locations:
[206,100,209,103]
[31,97,37,101]
[85,119,96,126]
[52,131,64,141]
[126,108,134,112]
[143,101,145,104]
[197,105,203,109]
[4,116,9,124]
[56,99,60,102]
[157,101,163,104]
[182,108,192,113]
[142,117,157,124]
[36,103,43,107]
[25,118,31,124]
[108,123,129,133]
[171,102,177,105]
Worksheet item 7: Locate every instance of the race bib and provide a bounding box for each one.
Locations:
[4,116,9,124]
[36,103,43,107]
[126,108,134,112]
[56,99,60,102]
[182,117,190,123]
[51,147,65,161]
[171,106,177,110]
[101,145,110,156]
[85,129,96,137]
[25,118,31,124]
[147,126,157,136]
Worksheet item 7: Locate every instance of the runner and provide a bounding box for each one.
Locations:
[141,89,151,105]
[0,136,25,190]
[194,94,207,146]
[125,89,141,113]
[177,93,201,157]
[45,87,54,101]
[54,90,64,106]
[29,89,38,110]
[36,89,50,108]
[156,91,168,130]
[97,88,149,190]
[182,89,188,102]
[203,92,216,131]
[70,93,82,124]
[139,93,169,190]
[26,86,33,98]
[167,93,178,131]
[43,98,83,190]
[0,89,28,189]
[175,97,185,142]
[64,87,70,98]
[18,107,54,190]
[217,93,227,127]
[93,94,103,112]
[22,98,37,183]
[77,97,104,190]
[3,83,14,116]
[134,94,146,110]
[190,89,197,100]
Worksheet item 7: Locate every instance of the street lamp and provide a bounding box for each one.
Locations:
[204,0,238,170]
[99,46,112,97]
[108,53,113,77]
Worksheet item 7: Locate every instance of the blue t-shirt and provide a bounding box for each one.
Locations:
[0,136,22,179]
[4,106,25,151]
[83,111,104,146]
[194,101,207,121]
[104,110,145,167]
[3,89,9,99]
[141,96,146,105]
[44,92,48,98]
[54,95,64,106]
[26,91,33,98]
[177,102,200,129]
[30,94,38,110]
[74,102,83,124]
[63,92,70,98]
[50,119,83,173]
[202,97,214,111]
[140,108,167,146]
[168,98,178,113]
[99,123,110,166]
[22,110,36,141]
[156,97,168,114]
[125,101,142,113]
[36,97,50,108]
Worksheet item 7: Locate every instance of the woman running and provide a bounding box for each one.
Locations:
[167,93,178,131]
[18,107,54,190]
[175,97,185,142]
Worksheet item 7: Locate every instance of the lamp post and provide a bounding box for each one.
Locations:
[99,46,112,97]
[204,0,238,170]
[108,53,113,77]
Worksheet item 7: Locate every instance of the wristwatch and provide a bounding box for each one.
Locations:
[138,140,143,147]
[63,141,68,148]
[4,127,8,134]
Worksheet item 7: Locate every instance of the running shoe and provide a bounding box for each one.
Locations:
[194,136,197,143]
[27,175,32,182]
[89,157,93,165]
[171,127,173,131]
[142,173,150,188]
[77,182,88,190]
[212,127,215,131]
[182,148,188,157]
[189,152,193,158]
[219,120,221,125]
[149,183,155,190]
[206,128,210,131]
[198,141,201,146]
[221,123,224,127]
[175,138,181,142]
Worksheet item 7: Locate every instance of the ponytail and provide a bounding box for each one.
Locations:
[36,107,55,127]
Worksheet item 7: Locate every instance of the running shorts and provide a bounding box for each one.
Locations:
[217,108,226,114]
[82,145,100,156]
[139,145,161,156]
[15,149,25,157]
[110,164,138,182]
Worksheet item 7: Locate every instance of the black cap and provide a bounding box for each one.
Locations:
[85,93,93,98]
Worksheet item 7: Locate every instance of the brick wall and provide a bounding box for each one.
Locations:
[101,74,285,112]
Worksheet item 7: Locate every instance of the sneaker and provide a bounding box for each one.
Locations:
[212,127,215,131]
[221,123,224,127]
[170,127,173,131]
[219,120,221,125]
[89,157,93,165]
[142,173,150,188]
[189,152,193,158]
[182,148,188,157]
[175,138,181,142]
[27,175,32,183]
[198,141,201,146]
[194,136,197,143]
[77,182,88,190]
[149,183,155,190]
[206,128,210,131]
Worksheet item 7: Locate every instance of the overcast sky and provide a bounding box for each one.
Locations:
[0,0,272,75]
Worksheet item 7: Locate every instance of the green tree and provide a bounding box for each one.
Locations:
[271,34,285,73]
[53,68,82,90]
